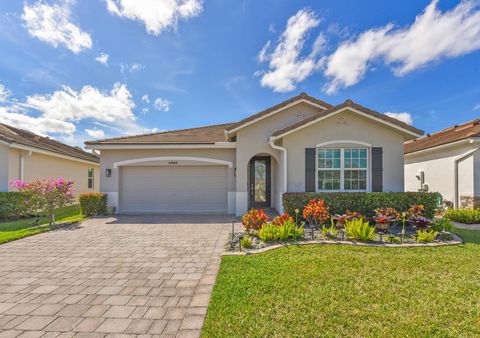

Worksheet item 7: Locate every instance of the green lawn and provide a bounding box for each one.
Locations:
[203,228,480,337]
[0,204,84,244]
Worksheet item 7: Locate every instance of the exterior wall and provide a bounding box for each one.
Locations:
[282,110,406,193]
[7,148,99,199]
[99,148,236,213]
[404,143,479,206]
[235,102,321,215]
[0,144,9,192]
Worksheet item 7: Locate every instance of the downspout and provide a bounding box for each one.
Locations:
[269,137,287,213]
[454,138,480,208]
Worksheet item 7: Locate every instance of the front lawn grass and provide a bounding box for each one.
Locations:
[0,204,83,244]
[203,229,480,337]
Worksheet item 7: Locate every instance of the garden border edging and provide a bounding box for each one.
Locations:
[223,233,464,256]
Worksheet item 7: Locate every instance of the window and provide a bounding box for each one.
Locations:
[317,148,368,191]
[88,168,94,189]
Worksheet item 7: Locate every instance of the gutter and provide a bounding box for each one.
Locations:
[454,139,480,207]
[405,137,480,157]
[269,137,287,194]
[9,143,99,166]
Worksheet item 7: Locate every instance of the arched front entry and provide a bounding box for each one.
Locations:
[248,156,272,209]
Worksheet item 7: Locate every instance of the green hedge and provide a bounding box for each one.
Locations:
[0,192,28,219]
[444,208,480,224]
[283,192,441,219]
[79,193,107,216]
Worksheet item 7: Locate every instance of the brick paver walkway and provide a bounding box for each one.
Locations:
[0,214,233,337]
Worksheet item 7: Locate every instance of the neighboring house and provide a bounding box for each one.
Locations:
[405,119,480,208]
[85,93,423,216]
[0,123,100,197]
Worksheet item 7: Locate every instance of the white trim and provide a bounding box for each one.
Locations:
[453,147,480,208]
[269,141,287,194]
[0,140,10,147]
[272,106,423,140]
[316,140,371,148]
[405,138,480,157]
[227,99,329,134]
[9,143,99,166]
[113,156,234,168]
[85,142,236,150]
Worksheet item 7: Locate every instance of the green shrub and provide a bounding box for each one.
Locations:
[416,229,438,243]
[257,220,304,242]
[431,218,456,232]
[283,192,440,219]
[321,222,339,239]
[0,192,28,219]
[444,208,480,224]
[79,193,107,216]
[240,236,252,249]
[344,218,376,241]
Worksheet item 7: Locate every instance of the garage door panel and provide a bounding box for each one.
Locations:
[121,166,228,213]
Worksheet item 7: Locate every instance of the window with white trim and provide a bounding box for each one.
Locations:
[317,148,368,191]
[88,168,94,189]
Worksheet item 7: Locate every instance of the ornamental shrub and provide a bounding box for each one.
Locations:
[0,192,28,219]
[271,214,293,226]
[283,192,440,219]
[12,179,75,225]
[79,193,107,216]
[302,199,330,226]
[444,208,480,224]
[242,209,269,232]
[344,218,376,242]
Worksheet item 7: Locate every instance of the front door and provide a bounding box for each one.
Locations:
[249,156,271,208]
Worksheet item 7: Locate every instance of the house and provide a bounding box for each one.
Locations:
[405,119,480,208]
[85,93,423,216]
[0,123,100,197]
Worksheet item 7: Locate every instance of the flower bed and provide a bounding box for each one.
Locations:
[226,199,461,253]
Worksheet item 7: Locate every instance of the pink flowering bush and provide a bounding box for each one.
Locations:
[12,179,75,225]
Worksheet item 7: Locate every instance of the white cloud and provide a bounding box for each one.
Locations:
[105,0,203,35]
[96,52,109,65]
[25,83,136,123]
[154,98,172,112]
[324,0,480,93]
[120,62,144,74]
[0,84,11,102]
[384,112,413,125]
[22,0,92,53]
[473,103,480,111]
[141,94,150,103]
[85,128,105,139]
[0,107,76,136]
[256,8,325,92]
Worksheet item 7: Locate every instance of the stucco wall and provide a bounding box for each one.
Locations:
[0,144,9,192]
[235,102,321,214]
[8,148,99,199]
[99,148,236,213]
[404,143,479,205]
[282,110,406,192]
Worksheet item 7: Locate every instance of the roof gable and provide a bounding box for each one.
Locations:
[225,92,332,135]
[405,118,480,154]
[271,100,424,140]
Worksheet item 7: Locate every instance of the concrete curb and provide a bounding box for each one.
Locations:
[223,233,464,256]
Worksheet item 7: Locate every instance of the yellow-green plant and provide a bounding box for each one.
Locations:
[344,218,376,241]
[416,229,438,243]
[321,218,339,239]
[240,235,252,249]
[257,219,304,242]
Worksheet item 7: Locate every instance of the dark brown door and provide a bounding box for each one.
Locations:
[249,156,271,208]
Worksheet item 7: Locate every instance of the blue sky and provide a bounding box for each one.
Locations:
[0,0,479,147]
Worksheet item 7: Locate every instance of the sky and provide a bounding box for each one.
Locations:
[0,0,479,147]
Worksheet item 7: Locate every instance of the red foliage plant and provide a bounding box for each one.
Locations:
[407,204,425,218]
[242,209,269,232]
[303,199,330,226]
[271,214,294,226]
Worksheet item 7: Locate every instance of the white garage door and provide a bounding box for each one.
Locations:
[120,165,228,213]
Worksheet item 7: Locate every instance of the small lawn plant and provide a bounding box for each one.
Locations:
[229,198,459,252]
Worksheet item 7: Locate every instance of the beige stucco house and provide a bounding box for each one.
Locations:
[405,119,480,208]
[0,123,100,198]
[85,93,423,216]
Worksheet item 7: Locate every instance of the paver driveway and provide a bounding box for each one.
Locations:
[0,214,234,337]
